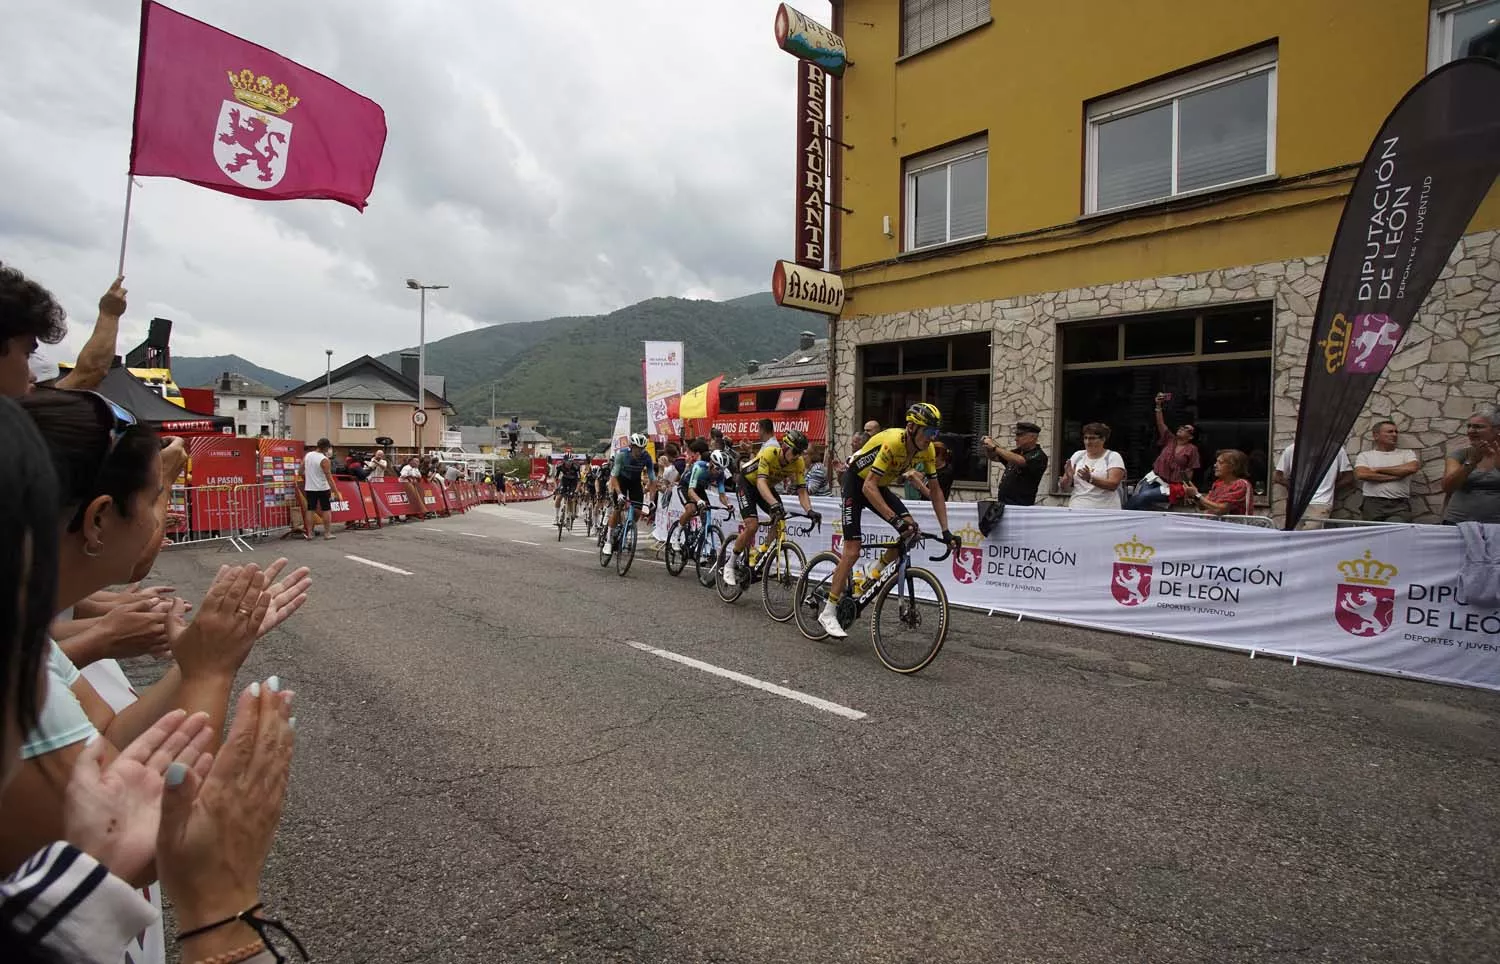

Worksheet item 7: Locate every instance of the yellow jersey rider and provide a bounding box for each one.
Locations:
[723,428,822,587]
[820,402,959,637]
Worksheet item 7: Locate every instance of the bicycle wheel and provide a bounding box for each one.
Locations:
[598,523,613,567]
[616,516,638,576]
[696,525,725,589]
[664,521,688,576]
[584,502,595,538]
[792,551,840,641]
[870,566,949,674]
[715,546,748,602]
[762,540,806,623]
[555,502,566,541]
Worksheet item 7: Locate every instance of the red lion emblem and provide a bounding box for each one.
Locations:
[218,108,286,182]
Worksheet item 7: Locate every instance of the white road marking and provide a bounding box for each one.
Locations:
[625,642,867,721]
[511,539,541,546]
[459,532,489,538]
[563,547,595,554]
[345,554,413,575]
[420,527,445,532]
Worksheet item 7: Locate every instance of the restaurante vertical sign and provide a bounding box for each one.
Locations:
[796,59,828,270]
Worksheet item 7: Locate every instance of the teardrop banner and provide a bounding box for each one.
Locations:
[1286,58,1500,530]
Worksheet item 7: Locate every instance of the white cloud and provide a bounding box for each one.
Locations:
[1,0,833,381]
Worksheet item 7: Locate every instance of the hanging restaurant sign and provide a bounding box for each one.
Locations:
[774,3,848,76]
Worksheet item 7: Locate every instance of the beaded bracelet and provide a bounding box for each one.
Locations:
[189,940,266,964]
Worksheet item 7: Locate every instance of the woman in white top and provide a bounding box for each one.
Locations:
[1059,421,1127,509]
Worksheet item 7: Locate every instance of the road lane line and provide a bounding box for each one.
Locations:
[562,547,595,554]
[345,554,413,575]
[625,642,867,721]
[419,527,445,532]
[459,532,489,538]
[511,539,541,546]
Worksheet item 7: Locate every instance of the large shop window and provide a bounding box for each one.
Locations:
[1429,0,1500,68]
[859,333,991,485]
[1058,305,1273,492]
[905,137,988,250]
[1086,47,1277,214]
[901,0,990,57]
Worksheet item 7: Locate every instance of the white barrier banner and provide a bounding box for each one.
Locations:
[659,492,1496,692]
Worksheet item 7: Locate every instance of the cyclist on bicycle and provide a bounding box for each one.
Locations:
[603,432,656,557]
[679,445,733,532]
[819,402,960,638]
[723,428,821,587]
[553,453,582,515]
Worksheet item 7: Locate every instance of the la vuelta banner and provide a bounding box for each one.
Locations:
[643,341,684,438]
[673,494,1499,692]
[1287,58,1500,528]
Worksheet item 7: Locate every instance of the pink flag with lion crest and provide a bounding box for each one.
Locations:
[128,1,386,211]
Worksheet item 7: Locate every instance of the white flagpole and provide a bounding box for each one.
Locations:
[116,173,136,277]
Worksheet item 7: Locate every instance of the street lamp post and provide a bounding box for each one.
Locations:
[406,278,449,452]
[324,349,333,441]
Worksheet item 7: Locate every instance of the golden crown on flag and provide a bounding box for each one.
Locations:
[1318,312,1351,374]
[1337,550,1398,587]
[956,523,983,548]
[226,69,299,115]
[1114,535,1155,565]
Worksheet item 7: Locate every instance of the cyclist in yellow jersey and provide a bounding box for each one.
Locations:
[723,428,822,588]
[820,402,960,637]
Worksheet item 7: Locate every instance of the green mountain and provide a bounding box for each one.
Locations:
[172,355,303,392]
[384,294,821,438]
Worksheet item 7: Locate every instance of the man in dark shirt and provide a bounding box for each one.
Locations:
[983,421,1048,505]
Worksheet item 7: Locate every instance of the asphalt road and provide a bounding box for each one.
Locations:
[138,501,1500,964]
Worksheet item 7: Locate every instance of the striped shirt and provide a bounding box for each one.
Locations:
[0,842,157,963]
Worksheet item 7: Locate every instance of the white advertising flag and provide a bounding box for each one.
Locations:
[643,341,684,439]
[611,406,631,452]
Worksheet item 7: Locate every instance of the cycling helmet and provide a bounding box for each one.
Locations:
[781,429,809,454]
[709,449,731,470]
[629,432,648,448]
[906,402,942,430]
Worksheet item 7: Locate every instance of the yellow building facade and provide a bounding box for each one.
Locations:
[830,0,1500,520]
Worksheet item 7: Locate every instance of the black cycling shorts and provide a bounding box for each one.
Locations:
[737,475,781,519]
[839,470,908,542]
[558,478,578,494]
[614,476,644,508]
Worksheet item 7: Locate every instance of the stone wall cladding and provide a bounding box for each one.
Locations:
[833,228,1500,520]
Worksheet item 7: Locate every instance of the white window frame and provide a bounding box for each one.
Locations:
[341,402,374,430]
[1430,0,1500,69]
[903,135,988,251]
[260,399,270,412]
[1085,48,1278,216]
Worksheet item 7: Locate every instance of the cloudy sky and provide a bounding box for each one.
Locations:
[3,0,828,381]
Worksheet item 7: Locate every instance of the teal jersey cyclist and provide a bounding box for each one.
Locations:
[603,433,657,558]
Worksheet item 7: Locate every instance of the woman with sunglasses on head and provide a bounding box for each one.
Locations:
[1,389,304,964]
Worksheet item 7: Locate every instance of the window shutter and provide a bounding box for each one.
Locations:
[903,0,989,56]
[947,154,987,239]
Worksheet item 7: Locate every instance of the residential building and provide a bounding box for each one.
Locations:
[829,0,1500,515]
[277,352,454,455]
[196,372,283,438]
[714,330,830,444]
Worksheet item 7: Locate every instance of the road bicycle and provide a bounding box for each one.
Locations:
[664,505,735,588]
[582,493,596,538]
[716,511,819,622]
[554,490,579,540]
[598,498,648,576]
[792,533,955,675]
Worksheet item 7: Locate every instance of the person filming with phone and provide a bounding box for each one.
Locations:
[1124,393,1201,511]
